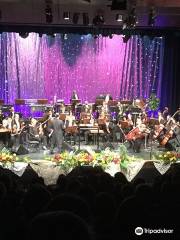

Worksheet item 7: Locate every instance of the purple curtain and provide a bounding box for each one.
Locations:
[0,33,164,104]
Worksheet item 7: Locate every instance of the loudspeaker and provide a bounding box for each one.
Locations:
[15,144,29,155]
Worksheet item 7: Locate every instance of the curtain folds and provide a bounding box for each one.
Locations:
[0,33,164,106]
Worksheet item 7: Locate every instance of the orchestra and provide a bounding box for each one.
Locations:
[0,92,180,154]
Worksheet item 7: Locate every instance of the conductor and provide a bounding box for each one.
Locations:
[49,113,65,154]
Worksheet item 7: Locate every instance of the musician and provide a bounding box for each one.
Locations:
[49,113,65,153]
[162,107,169,121]
[158,111,165,124]
[0,109,5,125]
[0,116,11,147]
[175,107,180,122]
[28,118,47,150]
[102,100,109,114]
[71,90,79,100]
[65,111,77,145]
[9,106,16,119]
[127,114,133,127]
[126,117,146,153]
[167,123,180,150]
[60,103,66,114]
[83,101,90,113]
[10,113,21,148]
[41,109,54,146]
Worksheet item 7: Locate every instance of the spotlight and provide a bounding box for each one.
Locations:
[63,12,70,20]
[19,32,29,38]
[73,13,80,24]
[116,14,123,22]
[148,6,156,26]
[83,13,89,25]
[45,5,53,23]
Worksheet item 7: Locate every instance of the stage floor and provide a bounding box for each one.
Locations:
[18,141,162,161]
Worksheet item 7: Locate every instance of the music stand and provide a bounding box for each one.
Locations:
[70,99,81,105]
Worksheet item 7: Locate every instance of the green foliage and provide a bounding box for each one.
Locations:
[148,93,160,111]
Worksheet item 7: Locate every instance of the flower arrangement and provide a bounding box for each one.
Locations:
[47,144,134,172]
[155,151,180,164]
[0,148,17,166]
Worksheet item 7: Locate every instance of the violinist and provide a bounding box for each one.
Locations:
[0,109,5,125]
[167,121,180,150]
[28,118,47,150]
[71,90,79,100]
[10,113,21,148]
[65,111,77,145]
[158,111,165,124]
[40,110,54,146]
[162,107,169,121]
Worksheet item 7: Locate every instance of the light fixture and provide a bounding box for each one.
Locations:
[83,13,89,25]
[116,14,123,22]
[73,13,80,24]
[45,5,53,23]
[63,12,70,20]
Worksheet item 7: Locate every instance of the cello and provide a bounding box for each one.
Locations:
[160,110,180,146]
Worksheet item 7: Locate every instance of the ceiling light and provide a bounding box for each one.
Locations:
[63,12,70,20]
[116,14,123,22]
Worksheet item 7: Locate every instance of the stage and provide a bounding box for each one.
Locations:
[1,141,178,185]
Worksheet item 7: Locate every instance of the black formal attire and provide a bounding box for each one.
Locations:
[28,125,47,147]
[49,118,64,153]
[0,113,5,124]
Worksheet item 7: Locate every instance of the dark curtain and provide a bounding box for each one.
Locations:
[161,35,180,114]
